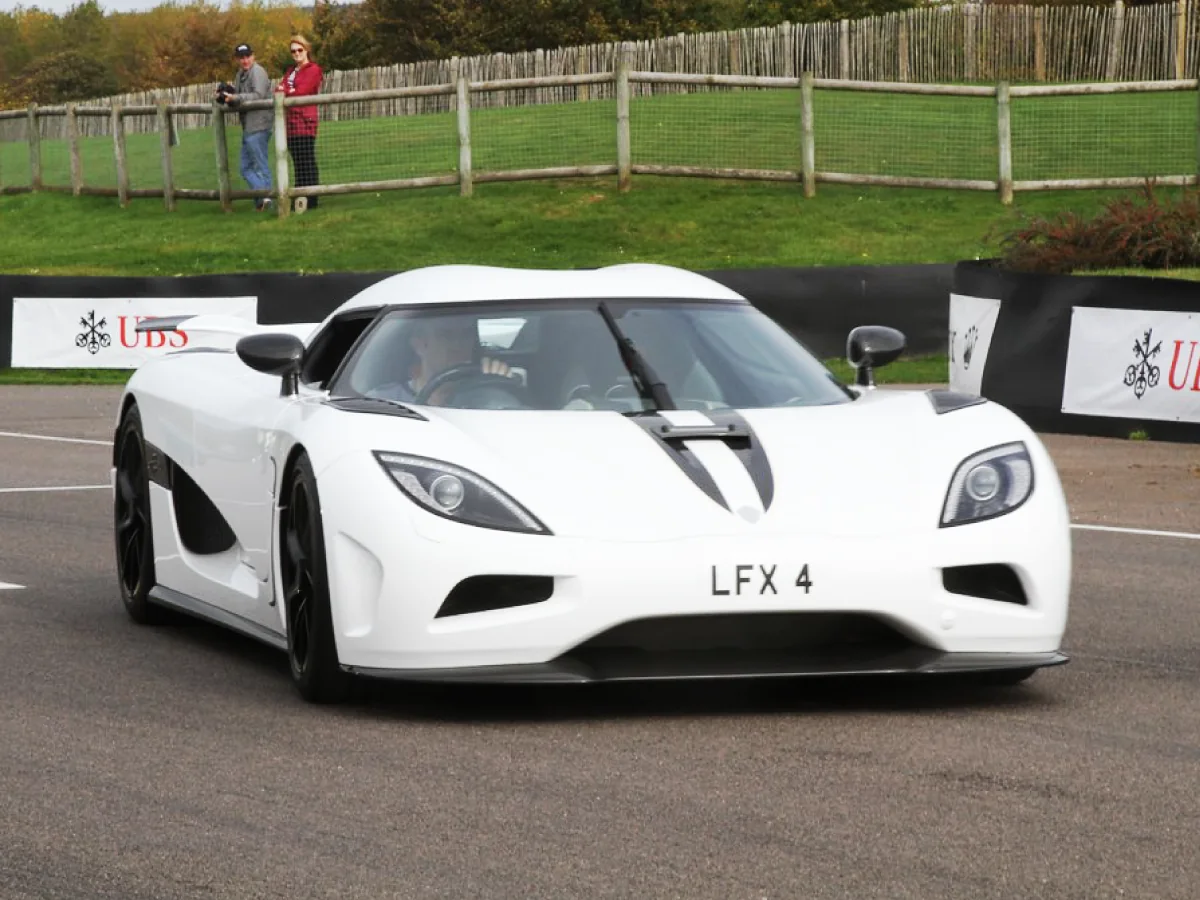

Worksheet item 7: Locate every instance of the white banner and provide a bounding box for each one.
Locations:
[11,297,258,368]
[948,293,1001,395]
[1062,306,1200,424]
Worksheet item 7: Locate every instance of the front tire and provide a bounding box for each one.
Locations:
[114,405,162,624]
[280,453,350,704]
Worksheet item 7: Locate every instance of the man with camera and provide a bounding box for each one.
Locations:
[217,43,274,211]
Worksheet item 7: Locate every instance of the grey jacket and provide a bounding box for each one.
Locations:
[230,63,273,134]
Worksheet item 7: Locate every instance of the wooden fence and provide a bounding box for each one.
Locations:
[1,0,1199,143]
[2,66,1196,214]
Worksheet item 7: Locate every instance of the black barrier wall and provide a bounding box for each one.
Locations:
[956,260,1200,442]
[0,264,953,369]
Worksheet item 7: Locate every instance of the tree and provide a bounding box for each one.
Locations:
[14,49,119,103]
[60,0,108,51]
[731,0,919,26]
[0,12,34,93]
[358,0,487,64]
[311,0,374,70]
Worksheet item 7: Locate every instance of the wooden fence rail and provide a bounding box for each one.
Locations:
[1,67,1197,210]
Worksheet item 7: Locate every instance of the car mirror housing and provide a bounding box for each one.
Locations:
[236,333,305,396]
[846,325,906,389]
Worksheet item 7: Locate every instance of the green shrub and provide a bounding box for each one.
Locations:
[997,183,1200,274]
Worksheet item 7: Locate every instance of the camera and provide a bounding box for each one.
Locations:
[216,81,235,104]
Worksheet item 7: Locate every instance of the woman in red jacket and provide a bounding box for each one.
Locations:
[276,34,323,212]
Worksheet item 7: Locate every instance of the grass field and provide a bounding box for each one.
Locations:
[1091,267,1200,280]
[0,174,1150,277]
[1,87,1193,193]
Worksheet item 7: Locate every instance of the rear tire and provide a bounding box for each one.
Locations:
[280,453,350,704]
[114,405,163,624]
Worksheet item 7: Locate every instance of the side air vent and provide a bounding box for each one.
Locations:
[436,575,555,618]
[171,464,237,555]
[942,564,1028,605]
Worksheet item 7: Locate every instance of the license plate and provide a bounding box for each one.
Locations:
[710,564,813,596]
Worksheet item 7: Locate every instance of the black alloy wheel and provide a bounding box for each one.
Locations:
[114,405,161,623]
[280,453,350,704]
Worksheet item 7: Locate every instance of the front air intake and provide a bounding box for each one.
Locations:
[942,564,1028,605]
[436,575,555,618]
[557,612,923,679]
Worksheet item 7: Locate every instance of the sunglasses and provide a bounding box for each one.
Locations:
[290,47,306,54]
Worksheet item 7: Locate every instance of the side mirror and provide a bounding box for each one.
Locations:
[846,325,906,389]
[236,333,305,396]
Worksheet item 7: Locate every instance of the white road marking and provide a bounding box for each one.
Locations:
[0,582,25,590]
[1072,524,1200,541]
[0,484,110,494]
[0,430,109,447]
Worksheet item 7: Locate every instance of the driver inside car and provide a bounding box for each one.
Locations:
[408,316,515,406]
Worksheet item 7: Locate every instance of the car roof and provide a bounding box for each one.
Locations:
[332,264,747,314]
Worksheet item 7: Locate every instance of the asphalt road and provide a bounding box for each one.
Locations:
[0,386,1198,900]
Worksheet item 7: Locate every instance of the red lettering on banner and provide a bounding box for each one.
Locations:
[1168,340,1197,391]
[118,316,138,348]
[116,316,190,350]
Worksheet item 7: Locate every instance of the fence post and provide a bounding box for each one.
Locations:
[157,100,176,211]
[273,92,290,219]
[839,20,850,79]
[800,72,816,198]
[965,4,977,81]
[1176,0,1188,78]
[1034,7,1046,81]
[66,103,82,196]
[616,43,632,192]
[212,99,232,212]
[997,81,1013,206]
[27,104,42,191]
[456,76,473,198]
[1106,0,1125,81]
[576,50,590,103]
[112,105,129,208]
[899,12,910,83]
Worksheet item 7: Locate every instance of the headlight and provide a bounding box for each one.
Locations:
[374,452,550,534]
[941,442,1033,527]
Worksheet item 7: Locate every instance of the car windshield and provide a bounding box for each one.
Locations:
[332,299,852,412]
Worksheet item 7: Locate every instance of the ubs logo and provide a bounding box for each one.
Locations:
[75,311,112,355]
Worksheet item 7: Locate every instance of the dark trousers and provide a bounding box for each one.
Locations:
[288,134,320,208]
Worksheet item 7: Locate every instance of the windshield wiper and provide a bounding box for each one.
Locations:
[597,302,675,411]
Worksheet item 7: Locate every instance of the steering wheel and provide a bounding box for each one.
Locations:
[414,363,528,407]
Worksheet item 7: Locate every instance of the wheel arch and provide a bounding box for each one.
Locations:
[277,442,312,505]
[271,441,312,610]
[113,391,139,466]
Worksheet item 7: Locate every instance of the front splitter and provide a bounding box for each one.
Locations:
[343,649,1069,685]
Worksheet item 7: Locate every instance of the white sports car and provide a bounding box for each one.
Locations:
[112,264,1070,703]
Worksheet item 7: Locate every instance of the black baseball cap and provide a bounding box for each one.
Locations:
[234,43,253,57]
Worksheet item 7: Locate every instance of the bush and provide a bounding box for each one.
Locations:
[997,183,1200,274]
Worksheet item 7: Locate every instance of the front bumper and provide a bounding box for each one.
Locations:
[317,453,1072,675]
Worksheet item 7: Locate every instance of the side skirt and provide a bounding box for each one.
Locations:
[148,585,287,652]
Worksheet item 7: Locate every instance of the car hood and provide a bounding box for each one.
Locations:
[387,390,1030,541]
